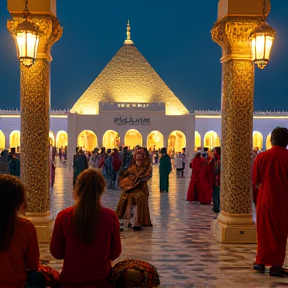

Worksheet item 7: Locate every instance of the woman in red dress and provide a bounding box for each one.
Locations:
[186,152,204,201]
[198,151,215,204]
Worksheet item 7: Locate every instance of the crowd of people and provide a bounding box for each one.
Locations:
[1,126,288,287]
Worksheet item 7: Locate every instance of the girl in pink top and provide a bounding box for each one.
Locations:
[50,168,122,288]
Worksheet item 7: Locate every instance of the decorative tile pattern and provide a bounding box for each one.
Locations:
[40,161,288,287]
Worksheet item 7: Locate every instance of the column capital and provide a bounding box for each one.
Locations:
[7,14,62,61]
[211,17,260,63]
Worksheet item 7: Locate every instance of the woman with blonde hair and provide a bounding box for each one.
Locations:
[50,168,122,288]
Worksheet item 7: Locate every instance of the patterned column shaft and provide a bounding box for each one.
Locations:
[212,18,261,215]
[20,60,50,213]
[8,15,63,214]
[221,60,254,214]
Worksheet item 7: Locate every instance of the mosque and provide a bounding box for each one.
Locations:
[0,23,287,164]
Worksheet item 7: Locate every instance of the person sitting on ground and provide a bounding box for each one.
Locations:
[116,146,153,231]
[0,175,45,288]
[50,168,122,288]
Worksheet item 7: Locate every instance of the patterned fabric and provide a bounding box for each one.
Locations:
[38,264,60,288]
[111,259,160,288]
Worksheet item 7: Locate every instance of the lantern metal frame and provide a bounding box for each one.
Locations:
[249,0,276,69]
[13,0,40,68]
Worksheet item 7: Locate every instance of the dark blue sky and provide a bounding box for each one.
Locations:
[0,0,287,111]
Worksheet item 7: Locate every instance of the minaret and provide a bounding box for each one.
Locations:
[124,19,134,44]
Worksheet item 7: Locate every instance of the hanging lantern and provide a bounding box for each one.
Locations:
[249,0,276,69]
[249,22,276,69]
[12,1,40,67]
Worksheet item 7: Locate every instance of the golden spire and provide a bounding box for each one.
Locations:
[124,19,134,44]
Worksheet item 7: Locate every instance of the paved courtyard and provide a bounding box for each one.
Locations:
[40,160,288,287]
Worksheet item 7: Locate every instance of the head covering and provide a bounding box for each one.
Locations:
[160,147,167,154]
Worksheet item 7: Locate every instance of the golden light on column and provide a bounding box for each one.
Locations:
[7,0,63,243]
[249,0,276,69]
[210,0,275,244]
[12,1,40,67]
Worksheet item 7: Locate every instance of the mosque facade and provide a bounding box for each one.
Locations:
[0,24,287,163]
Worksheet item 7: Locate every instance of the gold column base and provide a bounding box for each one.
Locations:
[211,211,257,243]
[25,212,54,243]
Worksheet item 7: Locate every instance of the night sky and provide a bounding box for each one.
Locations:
[0,0,287,112]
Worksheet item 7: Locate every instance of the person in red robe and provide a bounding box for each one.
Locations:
[186,152,204,201]
[198,151,215,204]
[253,127,288,277]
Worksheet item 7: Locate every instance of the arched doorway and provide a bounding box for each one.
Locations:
[103,130,120,149]
[10,130,20,150]
[147,131,164,152]
[204,131,219,150]
[77,130,97,152]
[253,131,263,150]
[49,131,55,146]
[167,131,186,154]
[195,131,201,151]
[0,130,5,151]
[124,129,142,149]
[266,133,272,150]
[56,131,68,149]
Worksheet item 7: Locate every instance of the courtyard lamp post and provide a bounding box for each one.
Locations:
[7,0,62,243]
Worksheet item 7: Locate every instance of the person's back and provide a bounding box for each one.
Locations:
[254,147,288,206]
[253,127,288,277]
[50,168,121,288]
[0,175,43,288]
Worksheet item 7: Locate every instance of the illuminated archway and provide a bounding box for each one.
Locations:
[167,131,186,153]
[266,133,272,150]
[204,131,219,150]
[78,130,97,152]
[0,130,5,150]
[253,131,263,150]
[49,131,55,146]
[56,131,68,149]
[147,131,164,152]
[195,131,201,151]
[124,129,142,149]
[10,130,20,150]
[103,130,120,149]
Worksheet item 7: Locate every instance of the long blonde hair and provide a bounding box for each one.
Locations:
[72,168,106,244]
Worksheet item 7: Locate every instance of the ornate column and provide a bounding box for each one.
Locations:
[211,0,270,243]
[7,0,62,243]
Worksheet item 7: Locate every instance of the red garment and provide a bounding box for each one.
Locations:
[198,157,214,204]
[0,218,39,288]
[253,146,288,267]
[50,206,122,288]
[186,157,204,201]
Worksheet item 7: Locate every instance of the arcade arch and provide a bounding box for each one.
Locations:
[49,131,55,146]
[56,131,68,149]
[124,129,142,149]
[10,130,20,150]
[253,131,263,150]
[0,130,5,151]
[195,131,201,151]
[77,130,97,152]
[147,131,164,152]
[103,130,120,149]
[266,133,272,150]
[167,130,186,154]
[204,131,219,150]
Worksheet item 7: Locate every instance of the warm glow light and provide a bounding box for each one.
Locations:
[249,22,276,69]
[15,28,40,67]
